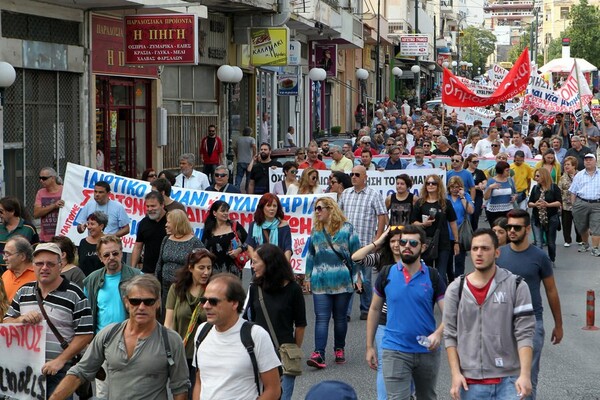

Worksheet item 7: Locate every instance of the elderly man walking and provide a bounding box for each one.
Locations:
[569,152,600,254]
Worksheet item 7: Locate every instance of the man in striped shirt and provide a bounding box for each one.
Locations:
[4,242,93,398]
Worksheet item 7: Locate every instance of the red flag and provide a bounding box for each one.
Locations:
[442,48,531,107]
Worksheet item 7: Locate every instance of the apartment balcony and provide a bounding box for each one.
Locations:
[441,0,454,14]
[487,10,534,18]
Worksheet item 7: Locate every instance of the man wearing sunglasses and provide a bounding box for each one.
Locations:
[193,273,281,400]
[200,124,224,182]
[497,209,563,400]
[5,243,94,398]
[206,165,241,193]
[51,275,190,400]
[81,235,141,399]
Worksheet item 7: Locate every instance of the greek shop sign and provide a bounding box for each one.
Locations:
[250,28,289,66]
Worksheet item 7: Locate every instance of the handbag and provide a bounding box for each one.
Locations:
[257,286,304,376]
[323,230,363,294]
[232,222,251,270]
[421,206,444,261]
[457,198,474,251]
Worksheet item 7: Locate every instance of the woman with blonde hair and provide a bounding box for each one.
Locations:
[410,174,459,282]
[304,196,361,369]
[289,167,323,195]
[558,156,581,247]
[156,209,204,307]
[528,167,562,265]
[534,149,561,184]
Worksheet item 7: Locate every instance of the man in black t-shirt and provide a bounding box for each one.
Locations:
[248,143,282,194]
[131,191,167,273]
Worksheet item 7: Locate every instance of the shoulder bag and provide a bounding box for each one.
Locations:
[257,286,304,376]
[457,198,474,251]
[421,206,444,261]
[232,221,251,270]
[323,230,363,294]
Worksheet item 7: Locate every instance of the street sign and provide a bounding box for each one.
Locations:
[400,35,429,56]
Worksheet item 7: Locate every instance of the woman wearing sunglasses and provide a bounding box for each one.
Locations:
[528,168,562,265]
[243,244,307,400]
[273,161,299,195]
[410,174,459,282]
[246,193,293,260]
[165,248,215,398]
[464,153,486,230]
[141,168,157,183]
[351,226,404,400]
[328,172,352,201]
[446,176,474,281]
[289,167,323,195]
[304,197,361,370]
[156,209,205,311]
[202,201,248,278]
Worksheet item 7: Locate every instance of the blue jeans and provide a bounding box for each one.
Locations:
[428,248,451,285]
[382,349,440,400]
[471,193,483,231]
[376,325,387,400]
[281,374,296,400]
[529,318,545,400]
[347,263,372,316]
[461,375,518,399]
[313,292,352,356]
[235,162,250,190]
[532,214,559,262]
[448,250,466,283]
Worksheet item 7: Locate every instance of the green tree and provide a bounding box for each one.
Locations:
[565,0,600,67]
[546,33,567,63]
[459,26,496,73]
[508,24,544,66]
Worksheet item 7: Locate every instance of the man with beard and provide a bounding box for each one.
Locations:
[248,143,282,194]
[406,146,434,169]
[443,229,535,400]
[496,209,563,400]
[75,181,130,237]
[131,192,167,273]
[199,124,223,181]
[81,235,142,398]
[366,225,446,400]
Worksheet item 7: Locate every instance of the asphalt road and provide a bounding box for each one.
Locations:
[283,232,600,400]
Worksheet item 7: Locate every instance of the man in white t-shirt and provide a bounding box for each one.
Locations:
[193,274,281,400]
[474,127,504,156]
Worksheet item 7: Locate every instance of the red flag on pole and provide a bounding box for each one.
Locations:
[442,48,531,107]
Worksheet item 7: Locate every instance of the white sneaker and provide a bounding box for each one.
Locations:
[564,243,571,247]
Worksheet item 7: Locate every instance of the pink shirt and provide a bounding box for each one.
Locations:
[35,186,63,242]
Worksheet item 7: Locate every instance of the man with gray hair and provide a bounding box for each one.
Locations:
[207,165,241,193]
[330,145,354,173]
[50,274,190,400]
[1,236,35,300]
[433,136,456,157]
[174,153,210,190]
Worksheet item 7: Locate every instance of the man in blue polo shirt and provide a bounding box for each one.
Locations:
[366,225,446,400]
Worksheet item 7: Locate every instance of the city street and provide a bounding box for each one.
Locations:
[283,232,600,399]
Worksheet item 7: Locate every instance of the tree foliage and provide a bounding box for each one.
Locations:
[563,0,600,67]
[459,26,496,73]
[508,24,544,66]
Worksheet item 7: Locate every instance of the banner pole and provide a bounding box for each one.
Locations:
[575,59,587,137]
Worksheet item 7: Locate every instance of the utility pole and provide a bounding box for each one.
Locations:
[415,0,420,107]
[376,0,381,102]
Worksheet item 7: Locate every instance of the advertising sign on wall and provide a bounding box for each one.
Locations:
[400,35,429,56]
[124,14,198,65]
[278,73,299,96]
[314,44,337,77]
[250,28,289,66]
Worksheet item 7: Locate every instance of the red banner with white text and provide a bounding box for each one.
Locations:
[442,48,531,107]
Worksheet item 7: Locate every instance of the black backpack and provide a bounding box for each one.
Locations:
[195,321,260,395]
[378,264,441,306]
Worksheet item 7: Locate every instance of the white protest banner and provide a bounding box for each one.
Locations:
[0,323,47,400]
[269,168,445,198]
[57,163,331,273]
[487,64,509,88]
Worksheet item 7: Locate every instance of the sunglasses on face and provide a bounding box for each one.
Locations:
[315,205,329,212]
[214,173,227,178]
[128,297,158,306]
[426,181,438,186]
[101,251,121,259]
[199,296,223,306]
[350,173,362,178]
[39,176,51,181]
[471,160,479,164]
[506,224,525,232]
[208,130,216,133]
[399,239,420,247]
[491,144,500,147]
[452,159,462,162]
[147,173,157,178]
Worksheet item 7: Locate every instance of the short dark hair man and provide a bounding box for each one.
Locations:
[151,177,186,213]
[497,209,563,400]
[193,273,281,399]
[443,229,536,400]
[131,192,168,272]
[200,124,223,181]
[5,243,94,397]
[50,275,190,400]
[75,181,130,237]
[248,143,282,195]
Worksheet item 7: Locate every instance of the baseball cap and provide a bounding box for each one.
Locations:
[305,381,358,400]
[584,153,596,159]
[33,243,62,257]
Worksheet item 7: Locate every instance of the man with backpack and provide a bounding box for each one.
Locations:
[192,273,281,400]
[443,229,536,400]
[365,225,446,400]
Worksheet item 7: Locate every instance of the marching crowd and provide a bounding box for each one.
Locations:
[0,99,599,400]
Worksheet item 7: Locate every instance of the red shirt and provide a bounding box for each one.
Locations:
[354,146,379,156]
[299,159,327,170]
[200,135,223,165]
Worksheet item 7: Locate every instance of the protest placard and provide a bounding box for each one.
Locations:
[56,163,334,273]
[0,323,47,400]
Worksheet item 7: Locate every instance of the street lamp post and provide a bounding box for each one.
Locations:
[451,61,457,74]
[217,64,243,181]
[309,67,327,136]
[392,67,403,104]
[411,65,421,107]
[0,61,16,198]
[356,68,369,114]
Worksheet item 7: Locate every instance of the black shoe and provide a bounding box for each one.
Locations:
[360,312,368,320]
[347,315,351,322]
